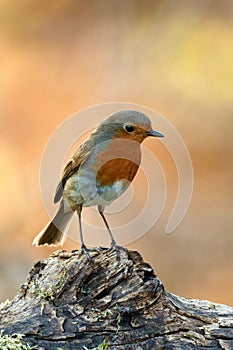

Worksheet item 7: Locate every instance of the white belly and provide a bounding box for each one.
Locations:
[63,172,129,209]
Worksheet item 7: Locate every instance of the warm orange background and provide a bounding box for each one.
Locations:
[0,1,232,306]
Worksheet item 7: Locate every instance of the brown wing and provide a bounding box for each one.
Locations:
[54,141,91,204]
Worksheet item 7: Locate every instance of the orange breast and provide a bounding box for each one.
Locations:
[96,158,139,186]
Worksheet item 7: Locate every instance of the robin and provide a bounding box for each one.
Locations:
[33,110,163,251]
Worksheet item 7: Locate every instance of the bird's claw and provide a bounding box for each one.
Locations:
[80,245,94,263]
[110,241,121,261]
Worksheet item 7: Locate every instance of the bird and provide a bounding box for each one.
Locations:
[33,110,164,251]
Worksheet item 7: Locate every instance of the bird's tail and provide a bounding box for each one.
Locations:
[33,202,73,246]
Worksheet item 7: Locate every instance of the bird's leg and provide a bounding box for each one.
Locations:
[77,205,88,253]
[98,206,118,248]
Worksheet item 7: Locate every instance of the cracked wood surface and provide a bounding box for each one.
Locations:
[0,247,233,349]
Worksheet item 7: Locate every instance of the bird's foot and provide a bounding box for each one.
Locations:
[110,240,122,261]
[80,244,93,263]
[81,243,88,252]
[110,240,119,248]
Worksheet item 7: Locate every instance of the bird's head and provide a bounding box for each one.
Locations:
[96,110,164,143]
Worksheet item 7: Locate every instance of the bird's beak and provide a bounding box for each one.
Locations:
[146,129,164,138]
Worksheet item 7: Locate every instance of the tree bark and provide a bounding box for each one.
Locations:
[0,247,233,349]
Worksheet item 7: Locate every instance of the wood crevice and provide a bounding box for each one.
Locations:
[0,246,233,349]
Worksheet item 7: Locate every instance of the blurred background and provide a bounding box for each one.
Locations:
[0,0,232,306]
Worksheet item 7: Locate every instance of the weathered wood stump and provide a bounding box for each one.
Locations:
[0,247,233,349]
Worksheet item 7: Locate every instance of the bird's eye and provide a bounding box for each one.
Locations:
[124,125,134,133]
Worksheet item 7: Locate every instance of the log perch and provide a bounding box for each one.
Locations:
[0,247,233,349]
